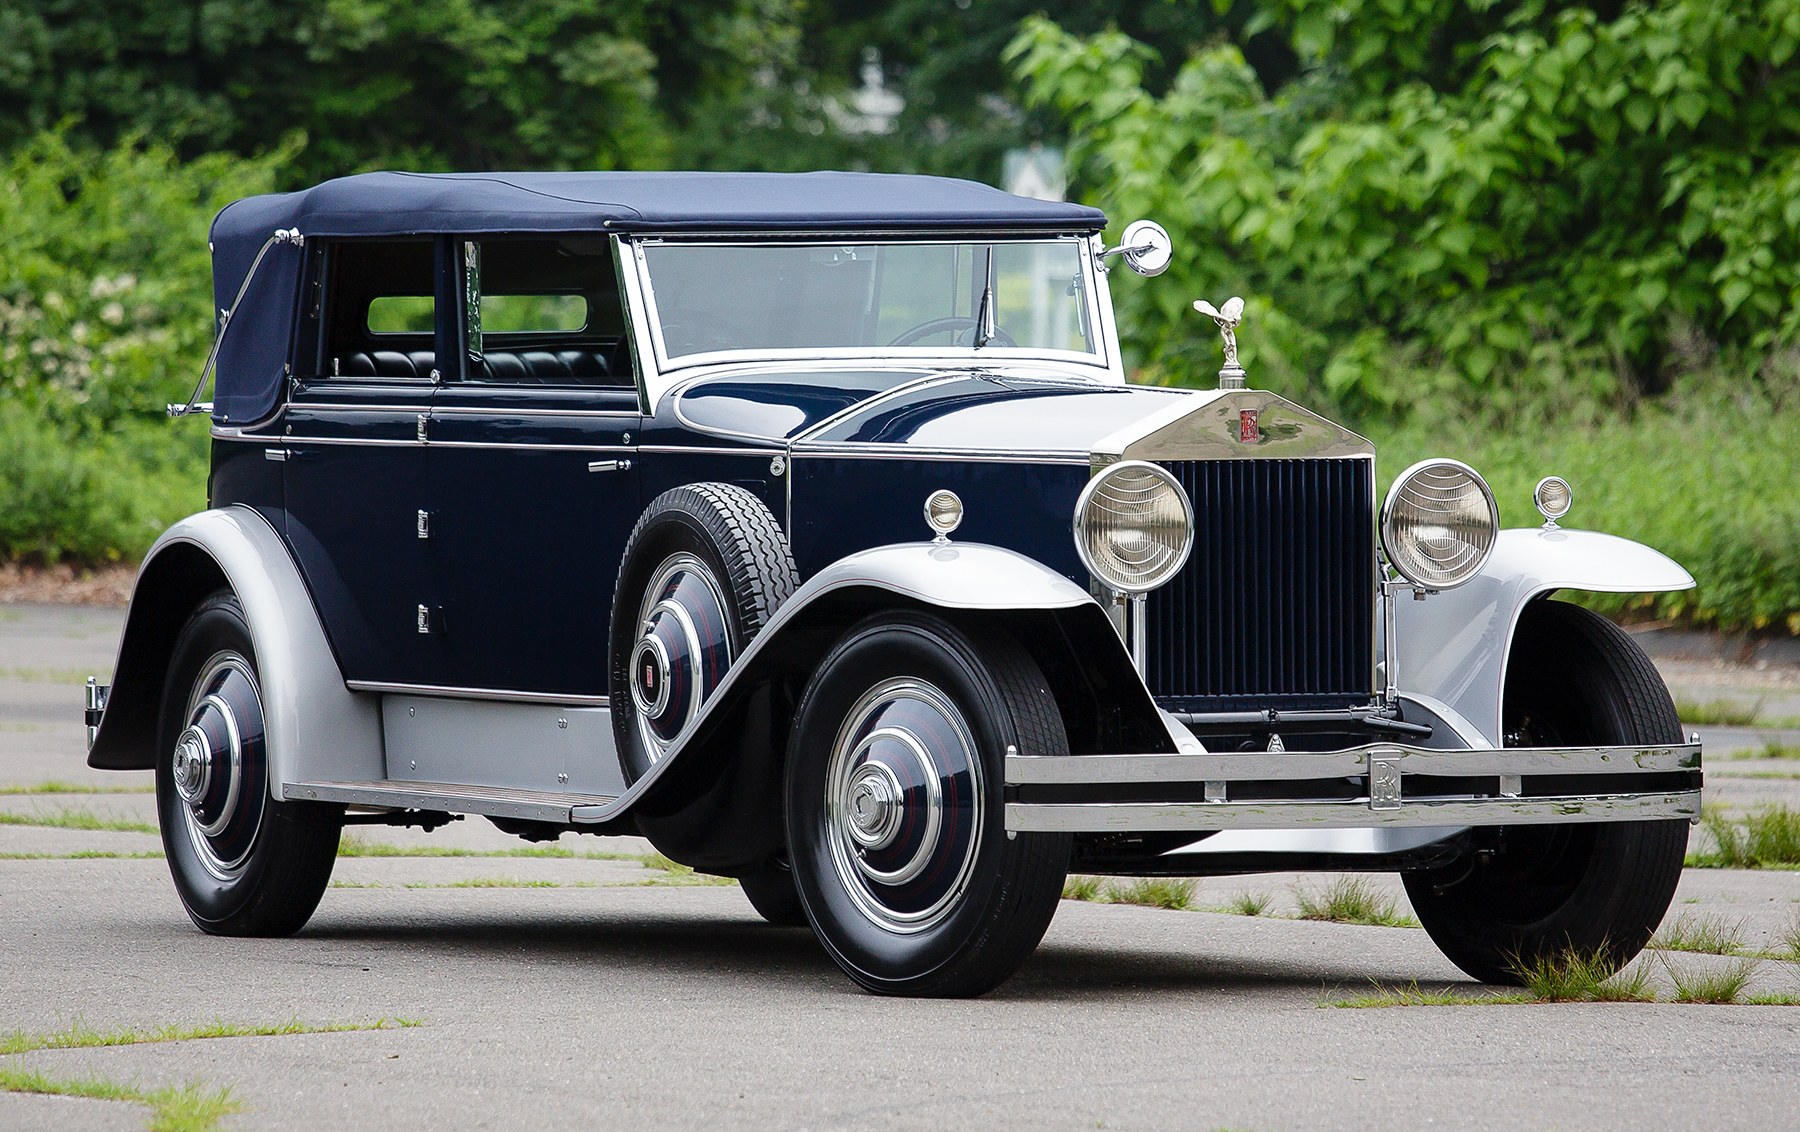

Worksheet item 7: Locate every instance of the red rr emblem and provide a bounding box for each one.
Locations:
[1239,409,1261,444]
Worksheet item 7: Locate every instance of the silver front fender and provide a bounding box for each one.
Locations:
[1393,527,1695,747]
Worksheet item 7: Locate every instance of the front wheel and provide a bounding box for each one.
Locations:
[1404,599,1689,983]
[785,613,1070,997]
[156,592,341,936]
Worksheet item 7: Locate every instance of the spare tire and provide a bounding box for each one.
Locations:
[609,483,798,783]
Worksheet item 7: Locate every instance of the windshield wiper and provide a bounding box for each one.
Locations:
[974,247,996,348]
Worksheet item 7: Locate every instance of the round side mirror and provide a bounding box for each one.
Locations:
[1119,219,1173,277]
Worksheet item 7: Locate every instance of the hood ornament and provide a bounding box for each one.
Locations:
[1193,296,1246,390]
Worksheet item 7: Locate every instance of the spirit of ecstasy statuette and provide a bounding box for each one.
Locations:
[1193,296,1246,390]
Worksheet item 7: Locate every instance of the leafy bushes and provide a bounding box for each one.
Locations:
[1007,3,1800,416]
[0,133,281,561]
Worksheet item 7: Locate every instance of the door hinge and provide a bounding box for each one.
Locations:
[416,605,444,634]
[416,510,431,539]
[417,413,429,443]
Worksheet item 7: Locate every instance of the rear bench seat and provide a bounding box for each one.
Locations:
[340,343,632,385]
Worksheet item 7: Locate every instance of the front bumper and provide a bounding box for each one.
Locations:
[1004,741,1702,833]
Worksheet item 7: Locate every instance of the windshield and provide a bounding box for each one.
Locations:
[640,239,1097,362]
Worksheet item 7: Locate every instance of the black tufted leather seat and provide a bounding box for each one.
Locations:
[339,341,631,385]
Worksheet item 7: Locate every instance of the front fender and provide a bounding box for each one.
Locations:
[88,507,383,797]
[1393,527,1694,747]
[593,540,1166,838]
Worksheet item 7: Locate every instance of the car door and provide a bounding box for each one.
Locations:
[424,236,643,698]
[281,237,448,687]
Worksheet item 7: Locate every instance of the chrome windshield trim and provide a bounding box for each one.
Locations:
[346,680,609,707]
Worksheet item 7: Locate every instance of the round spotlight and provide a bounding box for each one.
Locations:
[1381,459,1499,590]
[923,489,963,540]
[1534,476,1573,525]
[1073,461,1195,594]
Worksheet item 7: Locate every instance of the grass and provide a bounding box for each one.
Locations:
[1744,991,1800,1005]
[1664,956,1759,1004]
[335,836,638,861]
[404,875,559,889]
[0,1017,421,1131]
[637,854,736,886]
[0,665,91,685]
[1674,697,1767,727]
[1105,877,1198,910]
[1512,949,1657,1002]
[1062,874,1104,902]
[1226,890,1273,917]
[1322,980,1532,1008]
[1743,741,1800,761]
[0,1066,239,1132]
[0,780,153,795]
[1293,877,1417,928]
[1651,911,1746,956]
[1689,806,1800,868]
[1783,909,1800,962]
[0,806,157,834]
[0,850,163,860]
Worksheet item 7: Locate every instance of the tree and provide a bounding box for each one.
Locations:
[1009,2,1800,417]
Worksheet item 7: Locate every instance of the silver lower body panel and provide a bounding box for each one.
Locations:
[287,779,618,824]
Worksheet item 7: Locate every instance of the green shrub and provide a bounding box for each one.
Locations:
[0,131,281,562]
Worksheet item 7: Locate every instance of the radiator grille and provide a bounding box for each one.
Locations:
[1145,457,1376,712]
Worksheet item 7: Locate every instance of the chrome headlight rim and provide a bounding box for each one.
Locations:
[1073,459,1196,595]
[1380,457,1499,591]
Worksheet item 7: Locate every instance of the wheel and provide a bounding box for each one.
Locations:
[738,860,808,926]
[784,612,1071,996]
[887,317,1016,348]
[1403,599,1689,984]
[155,592,341,936]
[610,483,798,782]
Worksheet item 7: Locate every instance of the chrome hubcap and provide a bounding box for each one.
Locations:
[171,727,213,803]
[826,678,983,934]
[631,554,733,762]
[169,653,266,881]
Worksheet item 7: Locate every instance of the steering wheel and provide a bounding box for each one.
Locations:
[888,317,1017,348]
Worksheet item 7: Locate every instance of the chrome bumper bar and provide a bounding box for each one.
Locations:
[1004,741,1701,834]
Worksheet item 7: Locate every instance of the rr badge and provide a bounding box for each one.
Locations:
[1238,409,1261,444]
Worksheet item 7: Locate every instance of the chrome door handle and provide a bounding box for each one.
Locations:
[588,459,632,473]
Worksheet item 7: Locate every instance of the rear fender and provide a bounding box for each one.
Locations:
[87,507,382,796]
[1392,527,1694,747]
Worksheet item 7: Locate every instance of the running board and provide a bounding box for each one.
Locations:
[287,780,622,824]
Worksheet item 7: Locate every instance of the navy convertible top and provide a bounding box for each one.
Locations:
[207,171,1106,424]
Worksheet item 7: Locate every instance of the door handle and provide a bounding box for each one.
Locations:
[588,459,633,473]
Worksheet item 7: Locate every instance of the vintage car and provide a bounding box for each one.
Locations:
[85,170,1702,996]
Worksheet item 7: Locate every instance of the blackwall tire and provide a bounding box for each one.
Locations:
[1403,599,1689,984]
[785,612,1071,997]
[156,591,341,937]
[610,484,797,783]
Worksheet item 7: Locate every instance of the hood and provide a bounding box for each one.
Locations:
[672,368,1192,453]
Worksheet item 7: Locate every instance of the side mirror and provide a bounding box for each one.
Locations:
[1106,219,1173,277]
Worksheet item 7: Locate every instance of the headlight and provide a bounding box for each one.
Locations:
[1381,459,1498,590]
[1073,461,1194,593]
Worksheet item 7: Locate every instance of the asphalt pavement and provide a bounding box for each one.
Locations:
[3,603,1798,1130]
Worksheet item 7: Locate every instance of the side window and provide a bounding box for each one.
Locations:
[460,237,633,387]
[318,239,438,380]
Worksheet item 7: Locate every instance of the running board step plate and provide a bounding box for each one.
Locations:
[287,780,620,824]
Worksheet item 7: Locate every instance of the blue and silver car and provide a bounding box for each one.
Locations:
[85,171,1702,996]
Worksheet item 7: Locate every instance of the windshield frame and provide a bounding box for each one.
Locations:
[622,233,1117,401]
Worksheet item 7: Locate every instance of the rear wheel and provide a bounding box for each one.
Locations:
[1404,599,1689,983]
[785,613,1070,997]
[156,592,341,936]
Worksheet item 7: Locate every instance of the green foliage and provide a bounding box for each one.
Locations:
[1694,805,1800,868]
[1652,911,1747,956]
[1512,948,1651,1001]
[0,132,283,562]
[0,0,811,186]
[1367,379,1800,634]
[1008,4,1800,416]
[1292,877,1415,927]
[1105,877,1198,910]
[1664,955,1758,1004]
